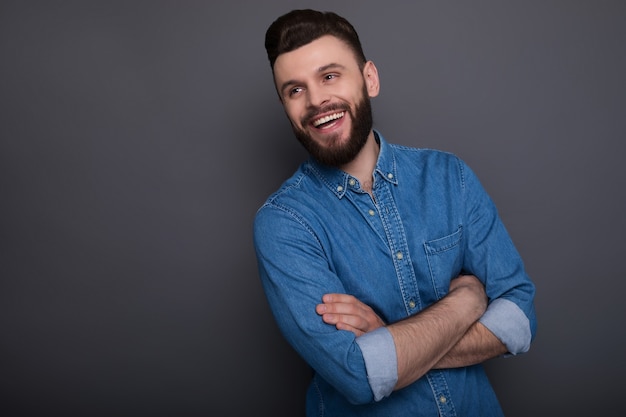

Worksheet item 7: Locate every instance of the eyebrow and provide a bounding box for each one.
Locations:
[279,63,347,96]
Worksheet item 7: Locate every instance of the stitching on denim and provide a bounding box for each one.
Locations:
[263,202,324,249]
[423,226,463,254]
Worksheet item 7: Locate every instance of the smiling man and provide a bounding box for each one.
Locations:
[273,35,377,171]
[253,9,537,417]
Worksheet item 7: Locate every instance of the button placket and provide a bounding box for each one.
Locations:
[373,179,421,316]
[427,372,457,417]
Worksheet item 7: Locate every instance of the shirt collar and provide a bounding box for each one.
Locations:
[308,130,398,199]
[373,130,399,186]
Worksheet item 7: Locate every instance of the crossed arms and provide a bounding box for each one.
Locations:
[253,154,537,403]
[316,275,508,390]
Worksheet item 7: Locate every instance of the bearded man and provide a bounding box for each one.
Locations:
[253,9,537,417]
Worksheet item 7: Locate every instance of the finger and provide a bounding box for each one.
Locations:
[322,312,368,331]
[317,301,367,318]
[321,301,383,322]
[322,293,359,304]
[320,295,371,314]
[335,322,364,337]
[318,294,386,332]
[450,274,484,292]
[320,301,363,315]
[315,303,327,315]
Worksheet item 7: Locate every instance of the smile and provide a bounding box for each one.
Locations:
[312,112,345,128]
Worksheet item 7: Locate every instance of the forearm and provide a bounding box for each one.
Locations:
[433,321,507,369]
[388,285,485,390]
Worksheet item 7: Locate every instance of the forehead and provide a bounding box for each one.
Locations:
[273,35,360,82]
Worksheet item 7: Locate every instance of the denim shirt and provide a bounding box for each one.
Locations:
[253,131,537,417]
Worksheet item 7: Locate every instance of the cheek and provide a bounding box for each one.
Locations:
[284,104,304,125]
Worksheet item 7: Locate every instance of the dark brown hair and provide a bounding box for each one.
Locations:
[265,9,367,71]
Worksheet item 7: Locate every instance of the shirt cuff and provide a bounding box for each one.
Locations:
[479,298,532,355]
[355,327,397,401]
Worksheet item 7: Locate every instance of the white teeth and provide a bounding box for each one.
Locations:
[313,112,344,127]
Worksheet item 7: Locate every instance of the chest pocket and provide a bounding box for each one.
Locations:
[423,226,463,300]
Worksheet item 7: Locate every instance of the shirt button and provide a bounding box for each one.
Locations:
[348,178,356,186]
[368,209,375,216]
[336,185,343,192]
[439,395,447,404]
[408,300,416,309]
[396,251,403,260]
[387,173,394,179]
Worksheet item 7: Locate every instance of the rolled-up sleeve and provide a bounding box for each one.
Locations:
[460,158,537,353]
[254,202,376,405]
[355,327,398,401]
[479,298,532,354]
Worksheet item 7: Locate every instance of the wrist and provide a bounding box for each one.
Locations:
[448,285,487,322]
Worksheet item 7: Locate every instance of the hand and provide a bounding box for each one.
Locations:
[448,274,488,317]
[316,293,385,337]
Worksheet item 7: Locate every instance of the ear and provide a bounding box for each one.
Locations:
[363,61,380,98]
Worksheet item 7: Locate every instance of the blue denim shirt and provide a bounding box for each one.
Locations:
[253,131,537,416]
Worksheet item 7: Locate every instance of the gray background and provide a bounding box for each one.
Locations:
[1,1,624,416]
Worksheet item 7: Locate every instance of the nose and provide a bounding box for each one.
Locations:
[306,85,330,108]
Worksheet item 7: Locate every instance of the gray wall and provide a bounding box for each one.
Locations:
[1,1,624,416]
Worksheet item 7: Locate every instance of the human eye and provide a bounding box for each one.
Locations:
[323,73,338,81]
[288,86,303,97]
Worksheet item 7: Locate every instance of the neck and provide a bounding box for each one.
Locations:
[340,131,379,192]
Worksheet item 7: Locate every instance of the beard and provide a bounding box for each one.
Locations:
[290,87,373,167]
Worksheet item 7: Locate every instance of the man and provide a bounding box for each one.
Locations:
[253,9,536,416]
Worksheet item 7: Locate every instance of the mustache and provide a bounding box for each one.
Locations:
[301,103,349,126]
